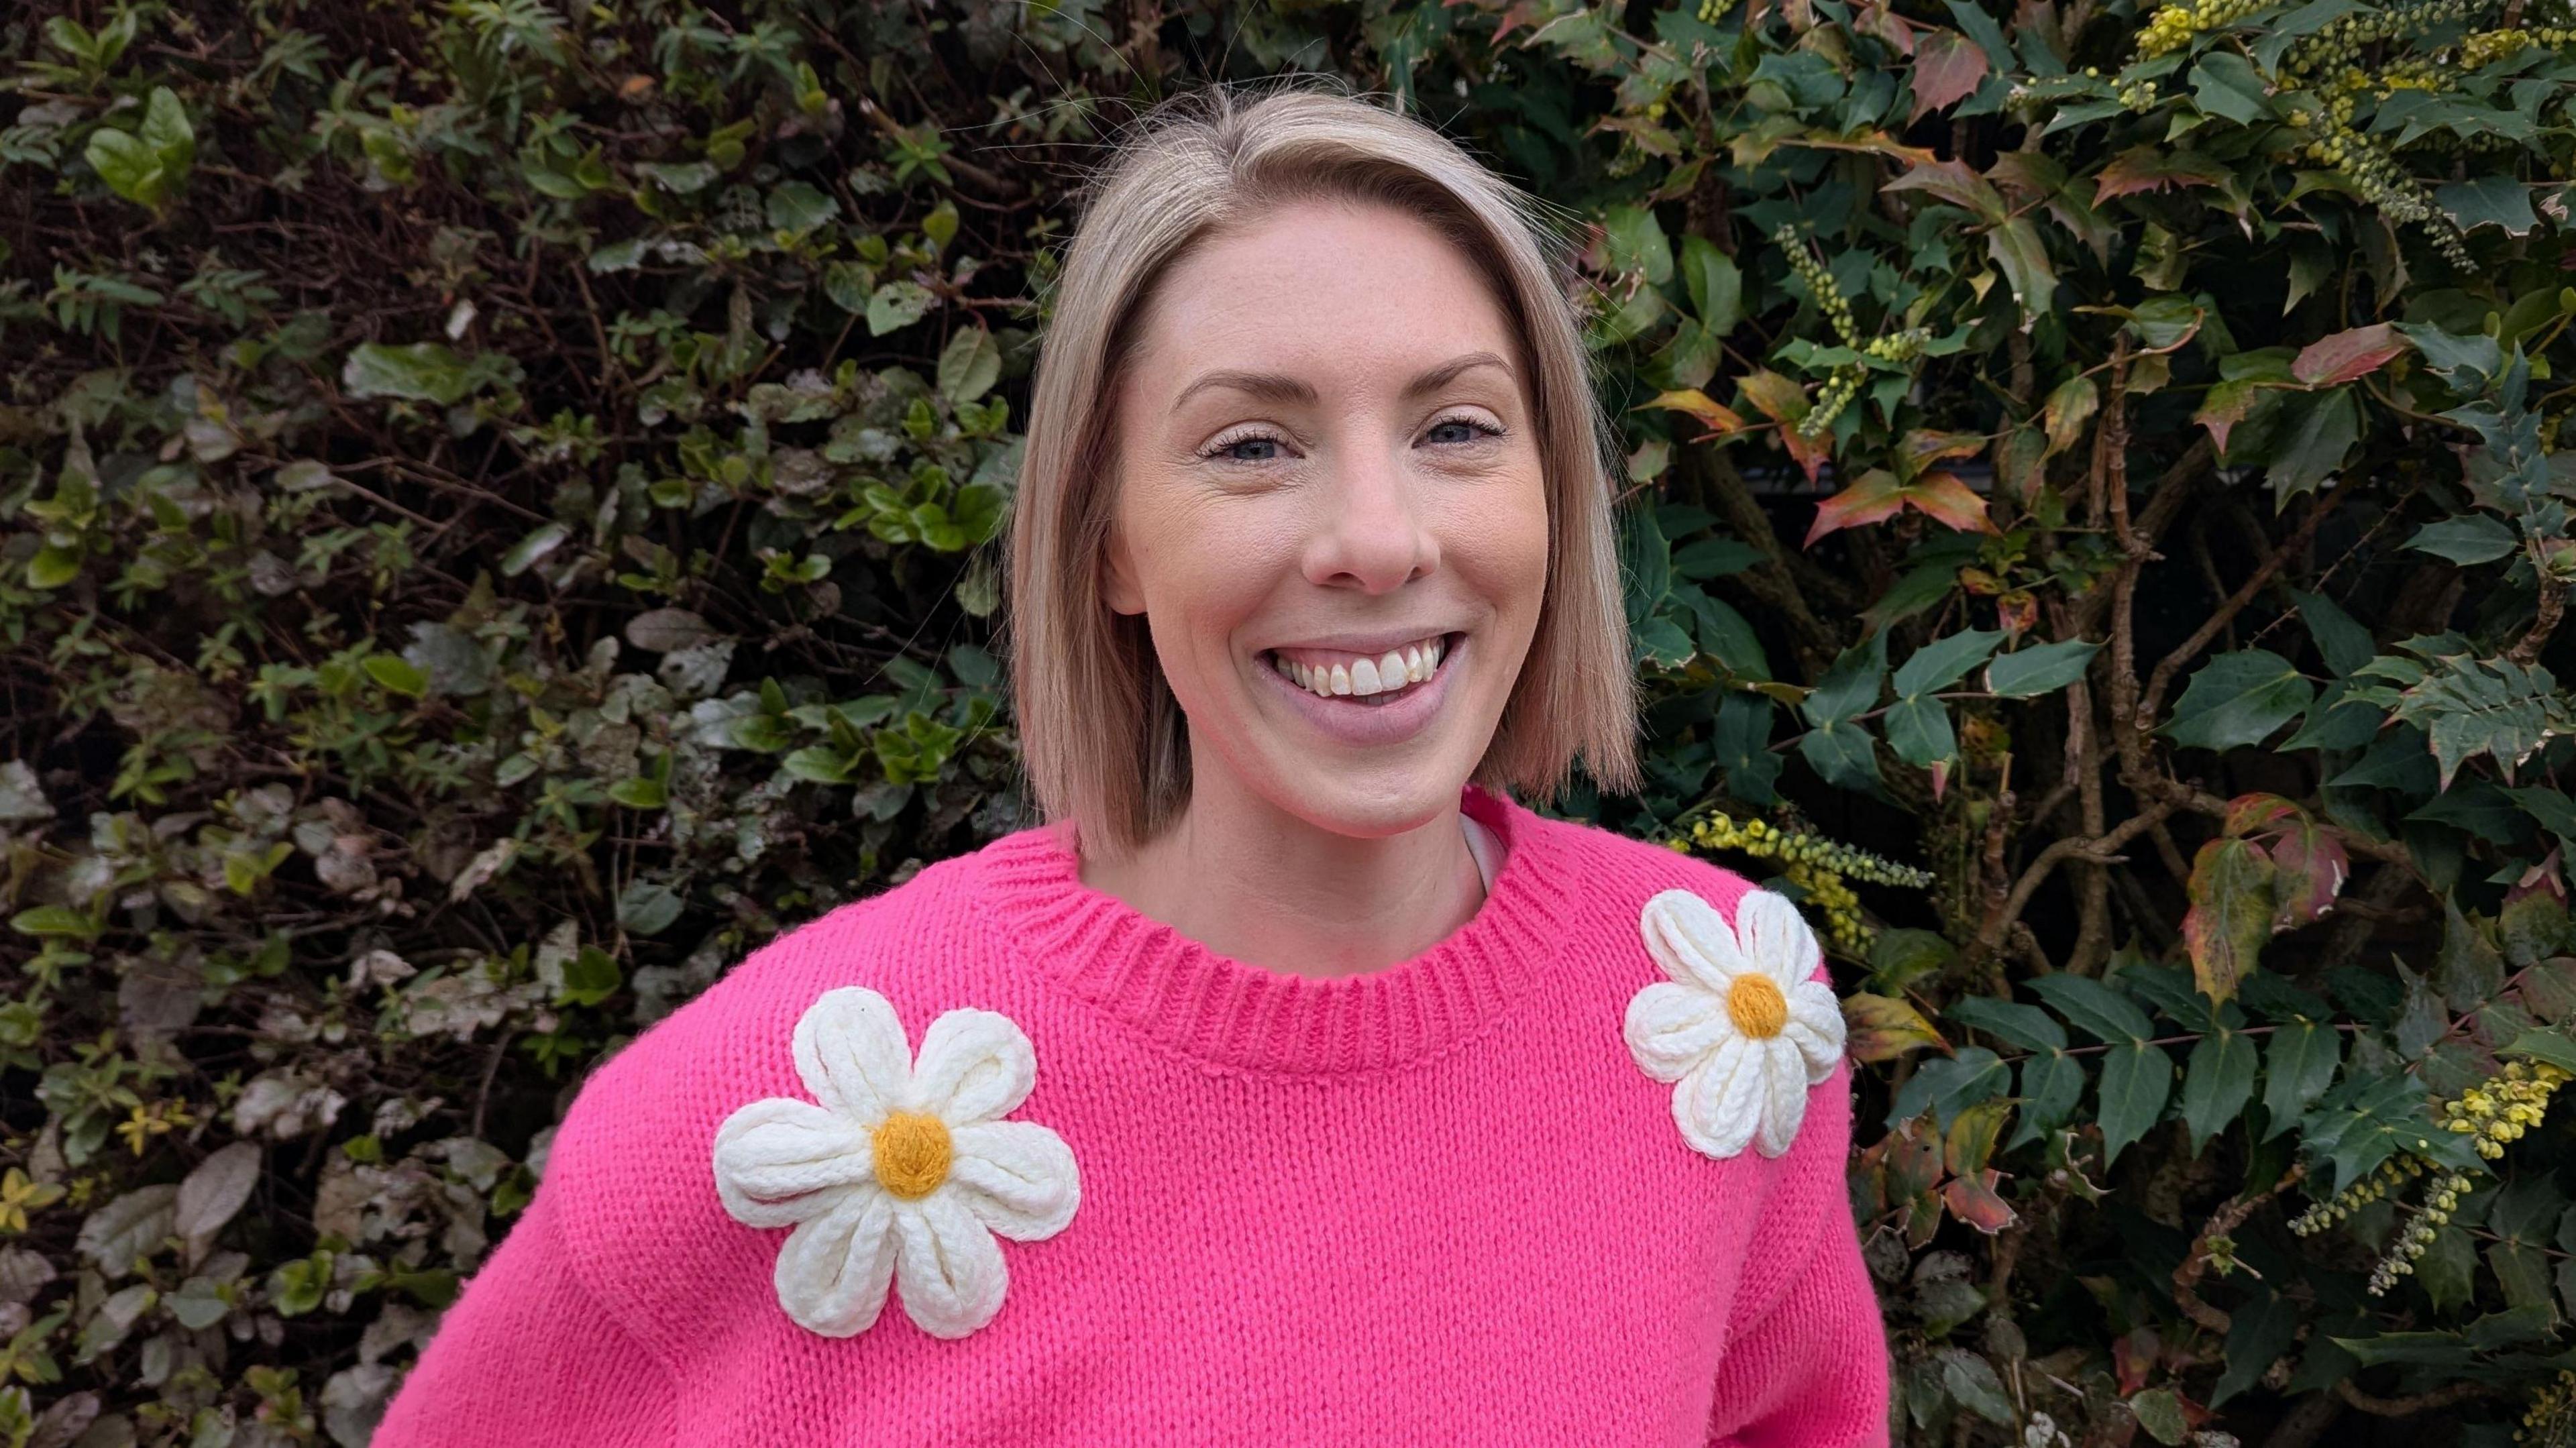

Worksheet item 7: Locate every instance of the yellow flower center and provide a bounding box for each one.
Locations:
[870,1111,953,1200]
[1727,974,1788,1038]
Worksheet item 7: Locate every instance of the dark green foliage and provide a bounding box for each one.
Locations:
[2,0,2575,1444]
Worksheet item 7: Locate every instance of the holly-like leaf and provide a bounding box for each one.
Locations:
[2092,147,2230,205]
[1844,993,1947,1061]
[2182,1026,2261,1153]
[2098,1040,2174,1170]
[2293,323,2406,387]
[2184,837,2276,1005]
[1984,639,2100,698]
[1909,30,1989,123]
[1638,388,1747,437]
[1736,370,1831,483]
[1803,468,1995,546]
[2164,651,2316,752]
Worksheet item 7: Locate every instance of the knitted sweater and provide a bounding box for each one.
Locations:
[371,783,1890,1447]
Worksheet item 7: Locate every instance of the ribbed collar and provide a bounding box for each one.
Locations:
[978,783,1572,1076]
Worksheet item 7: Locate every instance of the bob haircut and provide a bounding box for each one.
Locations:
[1004,77,1640,859]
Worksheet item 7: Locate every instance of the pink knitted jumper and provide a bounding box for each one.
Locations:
[372,783,1890,1446]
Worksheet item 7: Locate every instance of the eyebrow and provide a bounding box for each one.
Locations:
[1172,351,1516,410]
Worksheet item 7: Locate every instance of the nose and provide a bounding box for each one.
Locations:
[1301,440,1439,594]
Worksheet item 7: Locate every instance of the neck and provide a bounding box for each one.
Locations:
[1077,745,1485,981]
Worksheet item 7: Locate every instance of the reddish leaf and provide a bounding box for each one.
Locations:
[1941,1169,2020,1234]
[1909,31,1988,123]
[1735,370,1832,483]
[2193,378,2267,455]
[2042,376,2099,459]
[1804,467,1998,546]
[1884,156,2008,224]
[2265,816,2349,930]
[1898,429,1986,479]
[1638,388,1747,437]
[1843,992,1946,1061]
[2220,791,2302,838]
[2183,836,2277,1004]
[2092,147,2231,205]
[2293,322,2405,387]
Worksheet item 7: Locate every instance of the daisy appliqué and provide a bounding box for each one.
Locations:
[710,987,1079,1339]
[1623,887,1847,1160]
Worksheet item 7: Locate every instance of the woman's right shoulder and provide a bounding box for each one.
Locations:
[522,831,1039,1357]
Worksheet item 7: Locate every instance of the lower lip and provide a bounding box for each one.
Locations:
[1258,636,1465,748]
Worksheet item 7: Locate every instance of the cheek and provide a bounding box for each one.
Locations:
[1448,470,1552,620]
[1122,492,1289,644]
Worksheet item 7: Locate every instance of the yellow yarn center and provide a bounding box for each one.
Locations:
[1727,974,1788,1039]
[870,1111,953,1200]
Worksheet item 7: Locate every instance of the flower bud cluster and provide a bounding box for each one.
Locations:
[2443,1060,2572,1160]
[2367,1167,2476,1294]
[2288,1152,2422,1236]
[2517,1367,2576,1446]
[1670,812,1933,954]
[2133,0,2275,60]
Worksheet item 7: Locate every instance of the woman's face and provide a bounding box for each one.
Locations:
[1104,198,1552,840]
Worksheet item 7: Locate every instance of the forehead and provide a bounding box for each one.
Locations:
[1126,199,1522,388]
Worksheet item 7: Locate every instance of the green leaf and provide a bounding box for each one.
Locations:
[2182,1027,2260,1154]
[936,327,1002,406]
[2164,651,2315,751]
[2213,1291,2300,1408]
[1670,537,1761,579]
[614,881,684,937]
[1985,217,2056,322]
[28,545,80,590]
[2190,52,2272,124]
[2435,177,2539,237]
[2029,973,2155,1044]
[361,655,427,698]
[2262,1018,2341,1139]
[2098,1040,2174,1169]
[500,522,570,577]
[1946,997,2066,1052]
[1599,205,1673,284]
[1680,236,1743,337]
[1618,501,1671,626]
[2406,514,2518,565]
[1713,693,1781,805]
[2183,837,2276,1004]
[1984,640,2100,698]
[1894,630,2006,699]
[2263,387,2363,502]
[867,280,935,337]
[2291,589,2375,677]
[765,180,839,232]
[342,342,485,405]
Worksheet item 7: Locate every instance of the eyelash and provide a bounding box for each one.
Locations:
[1198,414,1505,464]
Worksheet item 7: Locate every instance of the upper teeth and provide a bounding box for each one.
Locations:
[1269,635,1447,698]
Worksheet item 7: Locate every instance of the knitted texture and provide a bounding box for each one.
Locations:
[372,783,1892,1447]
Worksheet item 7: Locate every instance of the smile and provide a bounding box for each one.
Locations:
[1263,632,1452,706]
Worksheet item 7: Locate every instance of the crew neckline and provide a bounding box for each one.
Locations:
[979,783,1571,1076]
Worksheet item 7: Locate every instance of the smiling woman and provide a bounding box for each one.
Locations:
[371,78,1889,1448]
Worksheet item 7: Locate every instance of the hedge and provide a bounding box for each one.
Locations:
[2,1,2574,1444]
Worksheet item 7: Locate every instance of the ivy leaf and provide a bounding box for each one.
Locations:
[2164,651,2316,751]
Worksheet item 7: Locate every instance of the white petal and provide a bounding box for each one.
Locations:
[1754,1036,1810,1158]
[1624,980,1732,1083]
[947,1119,1081,1241]
[910,1007,1037,1125]
[1673,1035,1764,1160]
[1640,888,1750,993]
[773,1188,898,1337]
[1733,889,1821,991]
[893,1192,1010,1339]
[792,987,913,1125]
[1784,981,1847,1084]
[712,1097,873,1223]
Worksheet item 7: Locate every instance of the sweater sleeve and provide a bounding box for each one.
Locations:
[371,1174,679,1448]
[1704,1052,1892,1448]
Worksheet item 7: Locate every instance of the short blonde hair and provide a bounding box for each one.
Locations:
[1002,77,1640,858]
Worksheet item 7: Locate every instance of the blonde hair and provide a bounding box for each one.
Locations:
[1002,77,1640,858]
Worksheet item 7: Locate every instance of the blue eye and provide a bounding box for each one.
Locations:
[1428,416,1502,446]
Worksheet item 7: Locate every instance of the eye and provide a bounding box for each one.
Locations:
[1199,428,1293,465]
[1425,414,1505,447]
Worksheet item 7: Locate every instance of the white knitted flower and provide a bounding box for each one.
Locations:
[711,986,1079,1339]
[1623,887,1846,1160]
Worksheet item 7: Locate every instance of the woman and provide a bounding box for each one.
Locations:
[374,79,1889,1447]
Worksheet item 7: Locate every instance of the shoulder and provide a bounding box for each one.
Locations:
[1513,803,1766,920]
[527,829,1043,1351]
